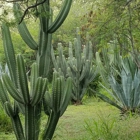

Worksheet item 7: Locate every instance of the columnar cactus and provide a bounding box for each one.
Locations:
[13,0,72,77]
[52,28,97,104]
[0,0,73,140]
[42,71,72,139]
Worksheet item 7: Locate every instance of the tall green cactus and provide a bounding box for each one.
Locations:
[51,27,97,104]
[13,0,72,77]
[0,1,73,140]
[42,71,72,139]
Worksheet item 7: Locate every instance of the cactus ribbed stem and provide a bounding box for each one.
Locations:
[43,111,60,140]
[25,105,35,140]
[11,115,25,140]
[1,1,73,140]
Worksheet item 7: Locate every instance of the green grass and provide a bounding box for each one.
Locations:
[1,97,140,140]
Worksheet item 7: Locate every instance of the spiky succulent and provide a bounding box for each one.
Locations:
[51,27,97,104]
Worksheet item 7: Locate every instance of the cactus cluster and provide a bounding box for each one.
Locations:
[0,1,73,140]
[51,27,97,104]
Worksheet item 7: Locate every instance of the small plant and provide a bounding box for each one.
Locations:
[84,114,119,140]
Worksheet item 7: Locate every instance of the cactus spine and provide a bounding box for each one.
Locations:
[0,1,73,140]
[52,27,97,104]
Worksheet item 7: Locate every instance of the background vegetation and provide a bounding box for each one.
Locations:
[1,0,140,139]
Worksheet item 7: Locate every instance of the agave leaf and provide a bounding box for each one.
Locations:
[121,70,132,107]
[109,75,127,107]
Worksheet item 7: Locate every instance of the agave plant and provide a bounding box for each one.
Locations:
[95,46,140,114]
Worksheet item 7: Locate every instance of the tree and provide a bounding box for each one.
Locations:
[81,0,140,63]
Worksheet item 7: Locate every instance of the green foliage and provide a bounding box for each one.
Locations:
[95,44,140,113]
[85,114,119,140]
[86,74,100,97]
[80,0,140,63]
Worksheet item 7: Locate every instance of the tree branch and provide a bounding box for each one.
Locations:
[19,0,47,24]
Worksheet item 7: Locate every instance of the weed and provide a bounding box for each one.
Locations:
[84,113,119,140]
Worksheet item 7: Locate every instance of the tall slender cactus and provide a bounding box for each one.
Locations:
[0,1,73,140]
[52,27,97,104]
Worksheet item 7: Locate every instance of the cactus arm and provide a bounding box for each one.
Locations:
[88,41,93,60]
[4,102,15,117]
[74,38,81,71]
[79,60,90,81]
[60,77,72,116]
[14,101,25,114]
[2,74,24,104]
[52,76,61,113]
[11,115,25,140]
[17,21,38,50]
[30,63,39,94]
[51,46,59,71]
[31,78,47,106]
[57,43,68,76]
[48,0,72,33]
[42,111,60,140]
[30,77,43,105]
[13,3,38,50]
[87,66,98,83]
[1,23,17,86]
[17,55,30,104]
[69,42,73,58]
[0,80,10,106]
[62,55,68,76]
[4,102,25,140]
